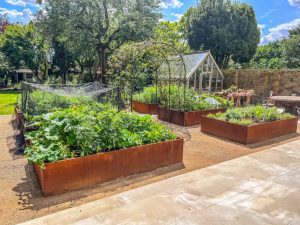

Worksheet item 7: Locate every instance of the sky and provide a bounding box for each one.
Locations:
[0,0,300,45]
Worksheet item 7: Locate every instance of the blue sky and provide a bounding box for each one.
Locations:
[1,0,300,44]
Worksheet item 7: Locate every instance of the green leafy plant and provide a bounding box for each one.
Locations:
[133,86,159,104]
[208,105,295,126]
[25,105,177,167]
[159,85,232,111]
[24,91,106,120]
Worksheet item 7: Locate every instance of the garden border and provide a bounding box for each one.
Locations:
[34,138,184,196]
[132,101,158,115]
[157,107,226,126]
[201,116,298,144]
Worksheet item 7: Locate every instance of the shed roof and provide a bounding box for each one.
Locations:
[16,69,34,73]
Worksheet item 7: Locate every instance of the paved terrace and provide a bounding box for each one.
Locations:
[20,140,300,225]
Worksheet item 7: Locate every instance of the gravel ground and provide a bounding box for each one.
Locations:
[0,115,299,225]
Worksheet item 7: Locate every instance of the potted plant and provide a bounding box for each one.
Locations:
[201,106,298,144]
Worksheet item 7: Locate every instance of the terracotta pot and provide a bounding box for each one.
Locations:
[201,116,298,144]
[34,138,184,196]
[157,107,226,126]
[132,101,158,115]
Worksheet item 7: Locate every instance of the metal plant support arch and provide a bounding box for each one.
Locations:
[128,41,187,116]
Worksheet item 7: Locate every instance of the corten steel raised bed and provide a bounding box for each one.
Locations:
[33,138,184,196]
[157,107,226,126]
[201,116,298,145]
[132,101,158,115]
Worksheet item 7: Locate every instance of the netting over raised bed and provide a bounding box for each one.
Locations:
[24,82,116,97]
[20,82,121,113]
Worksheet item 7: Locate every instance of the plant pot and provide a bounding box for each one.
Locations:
[201,116,298,145]
[157,107,226,126]
[132,101,158,115]
[33,138,184,196]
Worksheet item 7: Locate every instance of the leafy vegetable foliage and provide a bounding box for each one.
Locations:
[133,86,159,104]
[208,105,295,126]
[133,85,231,111]
[25,105,177,167]
[159,85,232,111]
[25,91,98,120]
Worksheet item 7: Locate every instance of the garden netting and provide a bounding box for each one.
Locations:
[24,82,116,98]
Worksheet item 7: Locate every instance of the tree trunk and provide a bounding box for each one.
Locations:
[62,70,67,85]
[96,46,107,84]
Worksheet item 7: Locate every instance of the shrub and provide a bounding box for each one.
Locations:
[25,105,177,167]
[208,105,295,126]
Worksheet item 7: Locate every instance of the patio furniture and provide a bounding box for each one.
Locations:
[270,96,300,114]
[228,90,255,107]
[295,107,300,116]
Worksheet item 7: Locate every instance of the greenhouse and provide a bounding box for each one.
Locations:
[157,51,224,93]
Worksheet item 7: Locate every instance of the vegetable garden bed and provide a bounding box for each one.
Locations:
[201,116,298,144]
[132,101,158,115]
[158,107,226,126]
[34,138,184,196]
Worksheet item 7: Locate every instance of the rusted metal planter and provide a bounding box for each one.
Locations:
[201,116,298,145]
[132,101,158,115]
[34,138,184,196]
[157,107,226,126]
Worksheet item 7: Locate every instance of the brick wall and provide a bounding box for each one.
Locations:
[222,69,300,98]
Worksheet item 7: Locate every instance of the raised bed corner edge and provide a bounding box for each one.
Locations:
[132,101,158,115]
[157,107,226,126]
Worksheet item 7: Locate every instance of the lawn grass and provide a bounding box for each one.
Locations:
[0,90,20,115]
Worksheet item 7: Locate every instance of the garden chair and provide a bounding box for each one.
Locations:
[295,107,300,116]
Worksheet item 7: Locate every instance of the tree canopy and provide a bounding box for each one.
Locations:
[36,0,161,83]
[186,0,260,69]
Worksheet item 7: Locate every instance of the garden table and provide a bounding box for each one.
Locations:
[228,90,255,107]
[270,96,300,114]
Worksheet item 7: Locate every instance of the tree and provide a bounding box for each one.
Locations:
[0,52,12,76]
[154,17,190,52]
[0,15,10,33]
[283,26,300,69]
[249,41,284,69]
[0,24,51,81]
[36,0,161,83]
[186,0,260,68]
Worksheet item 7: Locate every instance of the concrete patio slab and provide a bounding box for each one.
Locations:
[19,139,300,225]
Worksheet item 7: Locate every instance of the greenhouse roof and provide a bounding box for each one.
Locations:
[158,51,223,80]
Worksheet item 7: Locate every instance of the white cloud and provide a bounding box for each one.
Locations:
[260,18,300,45]
[171,13,183,21]
[5,0,39,7]
[160,0,183,9]
[0,7,33,23]
[288,0,300,8]
[258,24,266,33]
